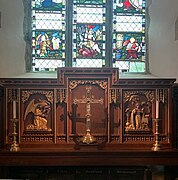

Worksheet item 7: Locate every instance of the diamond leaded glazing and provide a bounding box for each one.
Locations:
[31,0,65,71]
[31,0,146,72]
[112,0,146,72]
[72,0,106,67]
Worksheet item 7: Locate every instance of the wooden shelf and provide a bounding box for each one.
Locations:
[1,147,178,166]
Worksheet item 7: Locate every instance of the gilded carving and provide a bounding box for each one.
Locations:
[21,90,53,103]
[73,86,103,144]
[24,99,51,131]
[157,88,168,103]
[124,91,153,132]
[73,86,104,106]
[56,89,66,103]
[112,69,119,84]
[8,89,13,102]
[8,89,19,102]
[69,80,107,90]
[125,103,147,130]
[124,90,154,103]
[21,135,53,142]
[110,89,120,104]
[124,136,154,142]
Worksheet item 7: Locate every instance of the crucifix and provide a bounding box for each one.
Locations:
[73,85,104,144]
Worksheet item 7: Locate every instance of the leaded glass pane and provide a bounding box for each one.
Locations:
[76,7,103,23]
[113,33,145,60]
[32,59,64,71]
[30,0,147,73]
[76,0,103,5]
[114,0,144,13]
[129,61,145,72]
[34,30,64,58]
[115,16,143,32]
[74,59,103,67]
[35,13,63,29]
[72,0,106,67]
[113,0,146,73]
[32,0,65,72]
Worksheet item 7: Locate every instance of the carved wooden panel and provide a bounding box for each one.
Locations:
[56,89,67,143]
[0,68,176,151]
[20,89,54,143]
[123,90,153,134]
[68,81,108,143]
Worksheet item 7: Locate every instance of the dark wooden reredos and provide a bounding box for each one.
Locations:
[0,68,178,179]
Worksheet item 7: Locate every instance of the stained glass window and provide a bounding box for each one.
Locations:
[72,0,106,67]
[112,0,146,72]
[30,0,147,72]
[31,0,66,71]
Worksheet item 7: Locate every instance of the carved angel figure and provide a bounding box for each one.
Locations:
[24,99,51,130]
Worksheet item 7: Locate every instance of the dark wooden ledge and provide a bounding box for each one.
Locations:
[1,147,178,166]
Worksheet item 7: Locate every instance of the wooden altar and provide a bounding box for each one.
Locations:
[0,68,178,179]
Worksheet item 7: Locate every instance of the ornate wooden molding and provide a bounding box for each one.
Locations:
[69,80,107,90]
[21,90,54,103]
[57,67,119,85]
[56,88,66,103]
[123,90,154,103]
[109,89,120,104]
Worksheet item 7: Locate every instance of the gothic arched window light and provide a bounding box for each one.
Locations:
[23,0,147,73]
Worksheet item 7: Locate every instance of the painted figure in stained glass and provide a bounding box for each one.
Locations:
[116,0,142,12]
[51,32,61,50]
[77,25,102,58]
[114,33,142,60]
[123,37,141,59]
[36,32,51,57]
[36,31,62,58]
[115,34,124,59]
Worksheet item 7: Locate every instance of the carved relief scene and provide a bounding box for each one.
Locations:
[0,68,175,150]
[124,91,154,133]
[20,90,54,143]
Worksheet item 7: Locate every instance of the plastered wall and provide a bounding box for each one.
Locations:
[0,0,178,81]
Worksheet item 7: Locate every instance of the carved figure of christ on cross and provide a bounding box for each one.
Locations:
[73,86,104,144]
